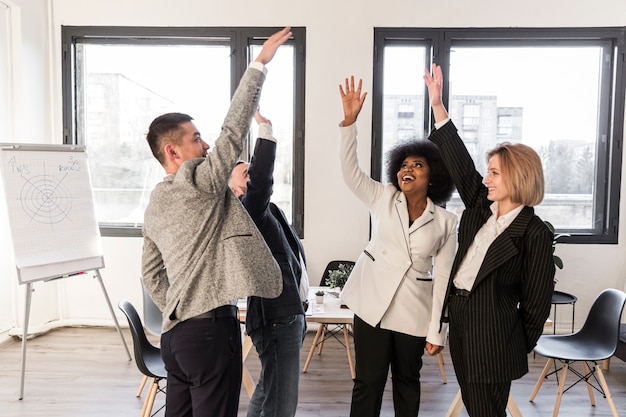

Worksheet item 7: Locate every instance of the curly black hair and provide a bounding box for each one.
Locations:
[385,140,455,205]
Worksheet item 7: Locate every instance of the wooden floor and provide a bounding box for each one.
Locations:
[1,325,626,416]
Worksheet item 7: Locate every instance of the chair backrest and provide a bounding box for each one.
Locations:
[576,288,626,354]
[320,260,355,286]
[118,299,165,379]
[141,279,163,336]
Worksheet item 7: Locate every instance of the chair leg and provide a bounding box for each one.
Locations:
[141,378,155,417]
[506,394,523,417]
[444,389,464,417]
[583,361,595,406]
[530,358,554,401]
[144,380,159,417]
[437,352,447,384]
[552,362,569,417]
[594,364,620,417]
[136,375,148,397]
[317,324,327,355]
[303,324,324,373]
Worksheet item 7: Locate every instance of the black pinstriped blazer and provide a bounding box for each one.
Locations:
[429,121,555,383]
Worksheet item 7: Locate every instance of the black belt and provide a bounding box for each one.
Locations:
[190,305,238,321]
[453,287,471,297]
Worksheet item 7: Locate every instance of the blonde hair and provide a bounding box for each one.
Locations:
[487,142,545,207]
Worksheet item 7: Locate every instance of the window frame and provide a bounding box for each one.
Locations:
[61,26,306,237]
[373,27,626,244]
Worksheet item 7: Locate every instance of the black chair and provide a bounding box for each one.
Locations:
[529,288,626,417]
[118,299,166,417]
[135,280,163,398]
[320,260,355,286]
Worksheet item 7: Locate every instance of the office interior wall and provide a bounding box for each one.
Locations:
[1,0,625,341]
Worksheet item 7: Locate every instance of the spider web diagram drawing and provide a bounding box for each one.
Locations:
[18,171,73,225]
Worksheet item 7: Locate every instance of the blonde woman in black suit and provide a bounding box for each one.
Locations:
[424,64,555,417]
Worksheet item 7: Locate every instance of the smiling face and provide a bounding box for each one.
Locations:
[173,121,210,161]
[229,162,250,197]
[396,155,430,196]
[484,154,511,204]
[162,120,210,174]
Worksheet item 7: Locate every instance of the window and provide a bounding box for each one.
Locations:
[62,26,306,237]
[373,27,626,243]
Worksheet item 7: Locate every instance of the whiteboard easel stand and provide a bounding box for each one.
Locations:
[18,269,131,400]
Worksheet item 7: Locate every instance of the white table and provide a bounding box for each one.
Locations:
[302,287,356,378]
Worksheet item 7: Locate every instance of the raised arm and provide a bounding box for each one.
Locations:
[338,76,384,206]
[241,108,276,222]
[195,27,292,191]
[424,64,489,209]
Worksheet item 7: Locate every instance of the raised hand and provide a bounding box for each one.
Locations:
[339,76,367,126]
[423,64,443,107]
[423,64,449,123]
[254,108,271,126]
[255,26,292,65]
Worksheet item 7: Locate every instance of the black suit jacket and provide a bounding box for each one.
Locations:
[430,121,555,383]
[240,137,306,334]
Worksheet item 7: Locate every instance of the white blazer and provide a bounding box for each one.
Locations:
[338,123,457,346]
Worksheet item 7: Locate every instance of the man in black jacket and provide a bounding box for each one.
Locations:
[229,109,308,417]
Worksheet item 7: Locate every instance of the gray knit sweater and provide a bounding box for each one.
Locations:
[142,65,282,333]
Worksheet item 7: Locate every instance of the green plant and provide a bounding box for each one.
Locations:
[315,290,325,296]
[326,263,354,289]
[544,221,569,270]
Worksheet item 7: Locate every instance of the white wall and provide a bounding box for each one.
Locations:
[2,0,626,343]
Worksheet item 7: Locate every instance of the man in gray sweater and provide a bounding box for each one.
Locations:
[141,27,291,417]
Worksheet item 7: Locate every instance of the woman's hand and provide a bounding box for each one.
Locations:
[339,76,367,126]
[423,64,449,123]
[423,64,443,107]
[425,341,444,356]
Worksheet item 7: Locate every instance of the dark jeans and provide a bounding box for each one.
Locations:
[161,316,242,417]
[246,314,306,417]
[350,315,426,417]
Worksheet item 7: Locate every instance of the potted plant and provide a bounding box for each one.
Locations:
[326,263,355,291]
[315,290,325,304]
[544,220,569,285]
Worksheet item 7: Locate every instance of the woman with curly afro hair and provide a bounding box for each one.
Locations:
[337,75,458,417]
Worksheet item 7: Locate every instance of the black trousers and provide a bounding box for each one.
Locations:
[350,315,426,417]
[161,316,242,417]
[448,294,511,417]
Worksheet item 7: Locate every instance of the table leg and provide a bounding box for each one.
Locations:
[303,324,324,373]
[241,334,255,398]
[342,325,355,379]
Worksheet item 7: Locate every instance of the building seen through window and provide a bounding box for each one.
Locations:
[374,27,625,243]
[62,27,306,237]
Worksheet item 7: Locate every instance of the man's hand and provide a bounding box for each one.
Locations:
[339,75,367,126]
[254,27,292,65]
[255,108,271,126]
